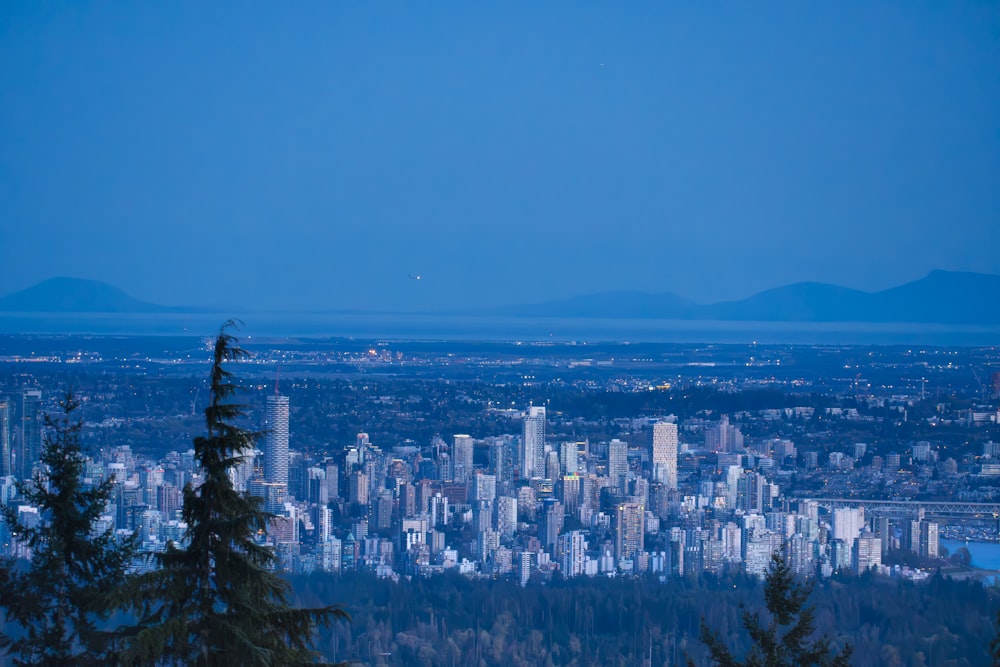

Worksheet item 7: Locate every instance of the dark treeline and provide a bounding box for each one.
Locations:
[289,570,999,667]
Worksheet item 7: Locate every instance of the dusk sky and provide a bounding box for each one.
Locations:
[1,3,998,312]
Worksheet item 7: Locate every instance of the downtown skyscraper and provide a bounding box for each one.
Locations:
[0,399,10,478]
[521,405,546,479]
[19,390,41,481]
[453,434,474,484]
[615,502,645,564]
[651,421,678,490]
[265,393,290,487]
[608,438,628,494]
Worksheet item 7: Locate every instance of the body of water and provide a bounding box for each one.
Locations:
[940,539,1000,570]
[2,311,999,345]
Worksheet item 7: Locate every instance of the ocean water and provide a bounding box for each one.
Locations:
[1,311,999,345]
[940,539,1000,571]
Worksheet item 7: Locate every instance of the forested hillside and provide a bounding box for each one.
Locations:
[290,570,999,666]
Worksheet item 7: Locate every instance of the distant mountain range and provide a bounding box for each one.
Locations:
[2,271,999,325]
[0,277,181,314]
[493,271,1000,325]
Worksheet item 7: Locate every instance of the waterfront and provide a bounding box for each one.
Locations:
[2,311,999,346]
[941,539,1000,571]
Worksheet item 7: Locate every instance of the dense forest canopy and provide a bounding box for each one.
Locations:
[288,570,999,667]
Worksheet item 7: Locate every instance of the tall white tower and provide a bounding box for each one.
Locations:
[651,421,678,490]
[453,434,474,483]
[832,507,865,544]
[560,441,579,475]
[608,438,628,493]
[0,399,10,478]
[559,530,588,577]
[522,406,546,479]
[265,394,290,487]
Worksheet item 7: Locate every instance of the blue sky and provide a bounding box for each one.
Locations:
[1,2,998,311]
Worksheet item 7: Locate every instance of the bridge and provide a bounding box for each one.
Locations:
[803,498,1000,519]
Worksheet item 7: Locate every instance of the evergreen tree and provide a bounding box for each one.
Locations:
[992,612,1000,666]
[692,553,852,667]
[0,393,137,666]
[124,322,346,666]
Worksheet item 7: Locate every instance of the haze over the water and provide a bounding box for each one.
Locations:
[1,3,998,313]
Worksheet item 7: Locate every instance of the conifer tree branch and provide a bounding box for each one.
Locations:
[691,552,852,667]
[122,321,348,665]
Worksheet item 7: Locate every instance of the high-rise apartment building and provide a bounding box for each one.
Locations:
[264,394,290,487]
[487,436,514,493]
[651,421,678,490]
[376,490,393,530]
[832,507,865,545]
[471,473,497,503]
[615,502,645,563]
[540,500,563,550]
[919,521,939,560]
[745,531,783,576]
[608,438,628,494]
[736,471,766,513]
[559,530,588,577]
[832,507,865,564]
[560,441,579,475]
[20,390,42,481]
[355,432,370,466]
[348,471,369,506]
[522,406,546,479]
[453,434,474,484]
[545,450,561,480]
[561,474,582,515]
[705,415,744,452]
[495,495,518,537]
[0,399,10,478]
[853,532,882,572]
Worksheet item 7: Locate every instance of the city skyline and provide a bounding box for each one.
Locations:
[0,377,965,583]
[0,331,995,661]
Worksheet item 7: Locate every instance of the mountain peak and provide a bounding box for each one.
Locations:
[495,271,1000,325]
[0,277,171,313]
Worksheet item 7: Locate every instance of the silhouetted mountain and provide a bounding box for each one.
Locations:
[869,270,1000,324]
[6,272,998,324]
[701,282,872,322]
[0,277,176,313]
[496,271,1000,325]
